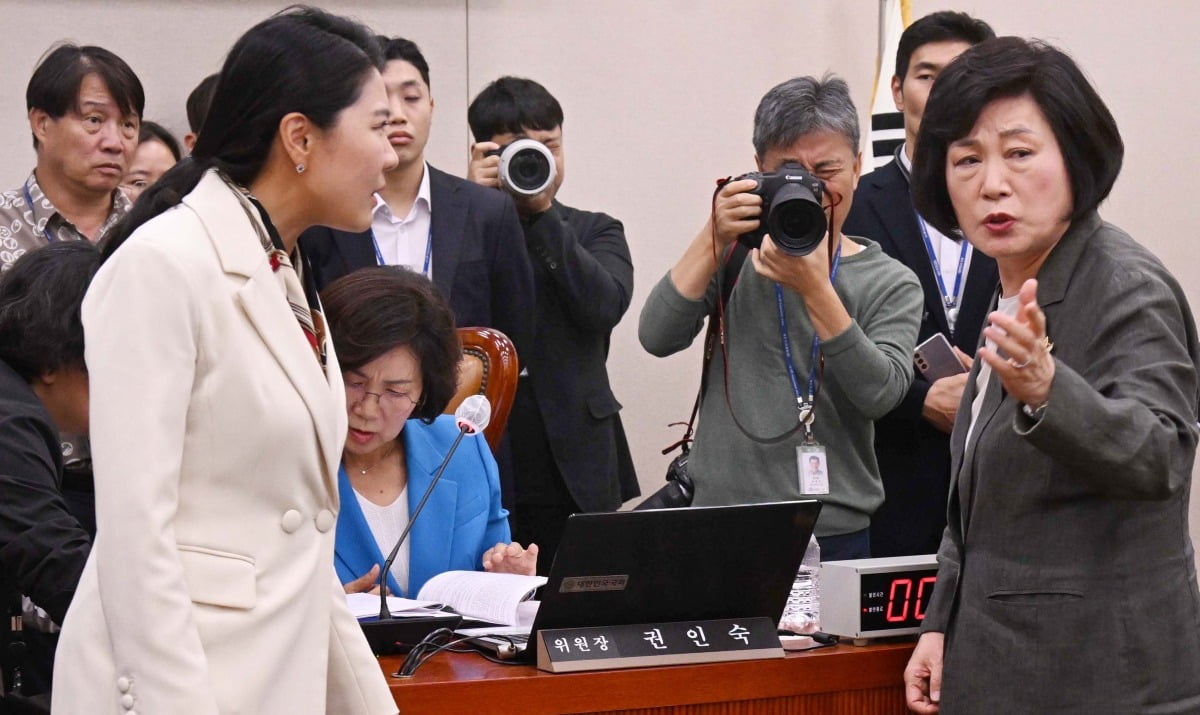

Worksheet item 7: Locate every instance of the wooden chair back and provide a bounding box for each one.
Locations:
[445,327,519,451]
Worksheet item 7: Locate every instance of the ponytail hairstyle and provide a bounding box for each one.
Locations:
[101,5,384,259]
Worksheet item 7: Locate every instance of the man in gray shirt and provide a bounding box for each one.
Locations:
[639,75,921,560]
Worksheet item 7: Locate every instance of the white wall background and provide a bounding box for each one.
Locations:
[3,0,1198,560]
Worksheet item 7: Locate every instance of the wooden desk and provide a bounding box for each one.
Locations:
[383,640,914,714]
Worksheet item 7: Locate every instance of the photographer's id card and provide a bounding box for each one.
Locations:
[797,444,829,495]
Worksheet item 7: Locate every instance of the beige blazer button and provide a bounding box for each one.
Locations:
[116,676,131,693]
[121,693,135,708]
[315,509,335,533]
[281,509,303,533]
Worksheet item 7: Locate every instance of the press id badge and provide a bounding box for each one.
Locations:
[797,443,829,495]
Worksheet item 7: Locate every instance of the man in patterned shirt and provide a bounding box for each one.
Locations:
[0,43,143,540]
[0,43,144,273]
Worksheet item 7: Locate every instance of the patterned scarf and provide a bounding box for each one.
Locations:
[224,174,327,371]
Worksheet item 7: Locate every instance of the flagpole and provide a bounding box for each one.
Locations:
[878,0,888,67]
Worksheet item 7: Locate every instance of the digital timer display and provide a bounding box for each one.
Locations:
[819,555,940,639]
[858,572,937,632]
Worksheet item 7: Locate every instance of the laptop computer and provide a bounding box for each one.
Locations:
[460,500,822,659]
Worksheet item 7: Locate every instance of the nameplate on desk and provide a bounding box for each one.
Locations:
[535,617,782,673]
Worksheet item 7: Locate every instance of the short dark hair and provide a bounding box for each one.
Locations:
[138,121,182,162]
[895,11,995,80]
[26,43,145,149]
[912,37,1124,238]
[753,74,859,159]
[103,6,384,259]
[322,267,461,423]
[468,76,563,142]
[185,72,219,134]
[0,242,101,381]
[377,36,430,88]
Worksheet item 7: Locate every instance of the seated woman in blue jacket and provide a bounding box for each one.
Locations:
[322,266,536,596]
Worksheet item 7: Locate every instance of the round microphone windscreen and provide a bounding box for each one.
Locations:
[455,394,492,434]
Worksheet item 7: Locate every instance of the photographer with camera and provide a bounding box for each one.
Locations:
[639,75,921,560]
[466,77,638,574]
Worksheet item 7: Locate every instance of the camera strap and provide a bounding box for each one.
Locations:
[661,240,748,459]
[715,194,842,446]
[668,187,843,453]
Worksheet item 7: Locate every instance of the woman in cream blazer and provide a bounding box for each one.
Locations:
[52,9,399,714]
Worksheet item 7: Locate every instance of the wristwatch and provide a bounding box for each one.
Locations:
[1021,401,1049,421]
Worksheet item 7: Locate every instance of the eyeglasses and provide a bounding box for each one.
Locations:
[344,381,420,412]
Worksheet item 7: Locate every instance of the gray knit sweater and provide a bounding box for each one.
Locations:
[639,238,922,536]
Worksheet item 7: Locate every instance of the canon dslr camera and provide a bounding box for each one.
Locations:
[487,138,557,197]
[724,163,827,256]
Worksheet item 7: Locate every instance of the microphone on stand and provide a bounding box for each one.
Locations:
[376,394,492,620]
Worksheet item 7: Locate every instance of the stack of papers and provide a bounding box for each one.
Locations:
[344,593,451,619]
[343,571,547,625]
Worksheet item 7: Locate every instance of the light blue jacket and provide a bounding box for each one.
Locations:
[334,414,510,596]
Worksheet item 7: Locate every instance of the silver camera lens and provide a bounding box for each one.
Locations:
[497,138,556,196]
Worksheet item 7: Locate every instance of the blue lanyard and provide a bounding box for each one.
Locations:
[22,184,58,242]
[916,216,968,316]
[372,222,433,277]
[775,240,843,423]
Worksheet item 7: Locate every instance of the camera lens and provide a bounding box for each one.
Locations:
[767,183,827,256]
[775,203,819,243]
[498,138,557,196]
[509,150,551,189]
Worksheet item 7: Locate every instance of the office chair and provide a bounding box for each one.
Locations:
[445,327,519,451]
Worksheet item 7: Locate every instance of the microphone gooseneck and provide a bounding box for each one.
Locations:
[376,395,492,620]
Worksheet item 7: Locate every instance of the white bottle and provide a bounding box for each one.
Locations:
[779,534,820,634]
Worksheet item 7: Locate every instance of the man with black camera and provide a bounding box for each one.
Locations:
[639,75,921,561]
[467,77,637,574]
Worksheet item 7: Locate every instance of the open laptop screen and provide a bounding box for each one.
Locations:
[532,500,822,633]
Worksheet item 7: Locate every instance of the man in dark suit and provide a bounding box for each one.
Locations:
[467,77,637,573]
[842,11,996,557]
[299,37,534,361]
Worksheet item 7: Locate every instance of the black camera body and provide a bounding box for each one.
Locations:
[728,163,827,256]
[485,138,557,197]
[634,449,695,511]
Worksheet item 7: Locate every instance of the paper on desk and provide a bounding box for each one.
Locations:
[515,599,539,629]
[416,571,547,626]
[454,602,540,637]
[344,592,442,619]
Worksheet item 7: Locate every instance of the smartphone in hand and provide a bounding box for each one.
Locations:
[914,333,968,382]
